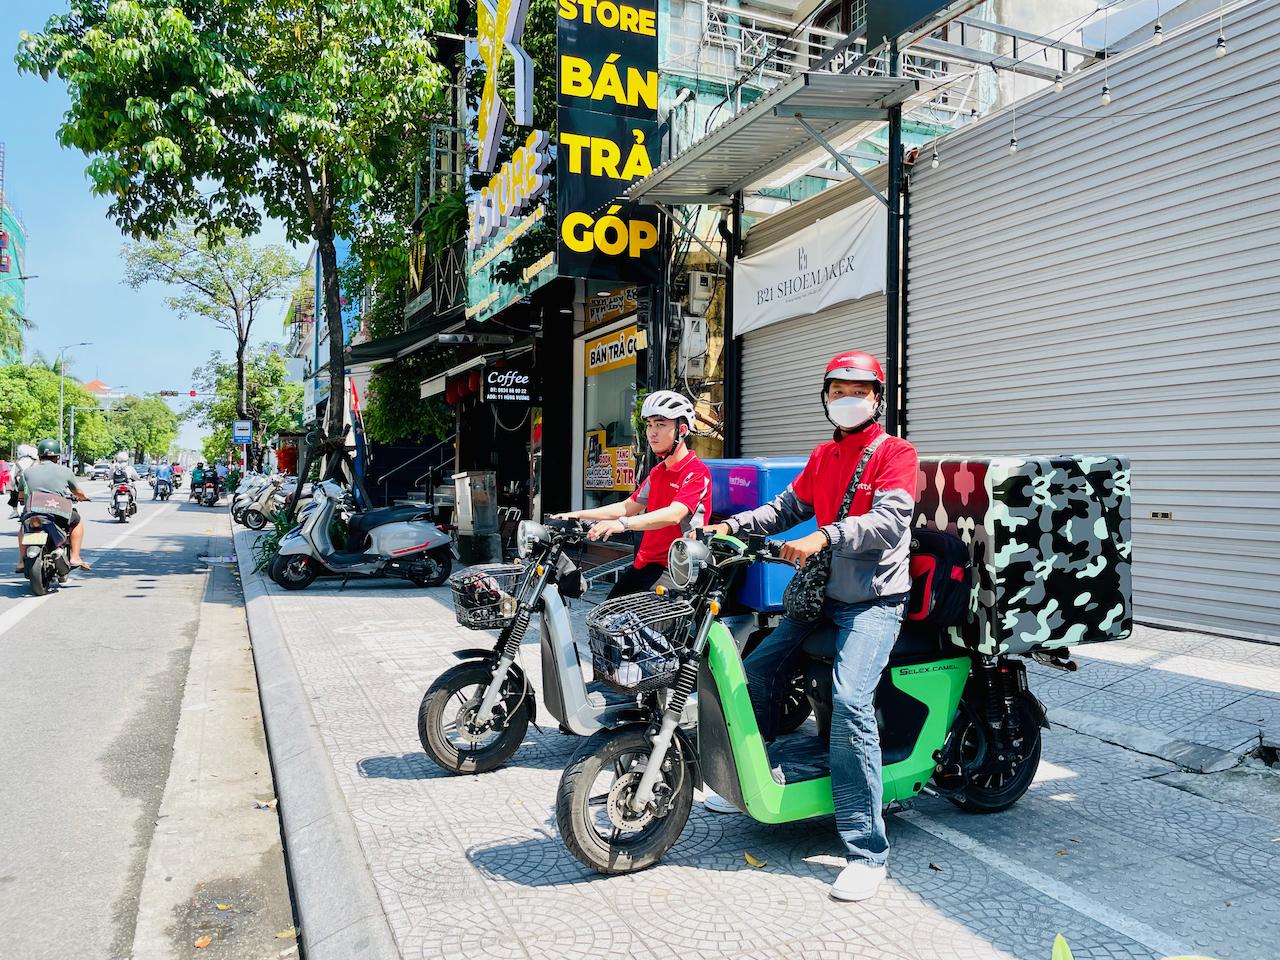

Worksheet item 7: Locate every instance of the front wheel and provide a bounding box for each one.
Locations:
[243,508,267,531]
[946,697,1042,814]
[274,554,318,590]
[556,726,693,875]
[24,553,46,596]
[418,662,531,774]
[232,507,245,524]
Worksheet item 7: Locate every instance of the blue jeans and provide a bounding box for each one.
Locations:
[744,596,906,865]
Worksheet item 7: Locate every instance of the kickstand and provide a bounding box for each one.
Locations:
[339,575,351,591]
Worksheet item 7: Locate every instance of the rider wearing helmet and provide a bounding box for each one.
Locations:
[557,390,712,599]
[705,351,919,903]
[16,439,92,572]
[7,442,38,518]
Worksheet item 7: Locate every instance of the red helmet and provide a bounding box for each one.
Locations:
[824,351,885,387]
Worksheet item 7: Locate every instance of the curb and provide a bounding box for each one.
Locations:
[234,528,401,960]
[1050,707,1247,774]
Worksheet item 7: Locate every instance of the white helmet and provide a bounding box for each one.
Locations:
[641,390,695,429]
[16,444,37,460]
[115,451,129,463]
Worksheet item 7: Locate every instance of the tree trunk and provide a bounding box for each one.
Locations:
[235,334,248,421]
[316,214,346,444]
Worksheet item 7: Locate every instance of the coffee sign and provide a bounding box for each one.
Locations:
[482,362,540,403]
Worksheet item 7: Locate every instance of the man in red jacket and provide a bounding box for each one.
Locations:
[706,351,918,902]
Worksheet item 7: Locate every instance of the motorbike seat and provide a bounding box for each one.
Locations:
[347,505,433,540]
[799,620,947,665]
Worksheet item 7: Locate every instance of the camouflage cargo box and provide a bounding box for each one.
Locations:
[914,455,1132,656]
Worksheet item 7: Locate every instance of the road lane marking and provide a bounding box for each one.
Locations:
[0,502,177,641]
[897,809,1192,957]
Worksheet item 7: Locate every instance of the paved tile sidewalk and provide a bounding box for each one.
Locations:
[238,531,1280,960]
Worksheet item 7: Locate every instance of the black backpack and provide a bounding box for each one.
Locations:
[906,529,972,627]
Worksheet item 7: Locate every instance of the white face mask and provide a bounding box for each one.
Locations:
[827,395,876,430]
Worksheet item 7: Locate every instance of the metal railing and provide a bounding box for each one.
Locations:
[377,433,456,505]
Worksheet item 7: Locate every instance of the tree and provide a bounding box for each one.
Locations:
[18,0,453,443]
[0,362,109,460]
[0,289,32,358]
[109,395,180,461]
[186,345,303,469]
[124,226,300,420]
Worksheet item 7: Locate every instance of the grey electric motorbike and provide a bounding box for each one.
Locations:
[418,518,643,774]
[272,479,454,590]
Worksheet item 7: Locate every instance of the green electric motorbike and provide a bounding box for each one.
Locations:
[555,531,1048,875]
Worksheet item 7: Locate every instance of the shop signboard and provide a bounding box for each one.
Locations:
[731,195,886,336]
[463,0,558,325]
[482,362,540,403]
[555,0,661,283]
[586,285,641,329]
[584,429,637,491]
[584,323,647,376]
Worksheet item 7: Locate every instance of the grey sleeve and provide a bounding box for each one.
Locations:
[820,489,914,552]
[726,484,815,537]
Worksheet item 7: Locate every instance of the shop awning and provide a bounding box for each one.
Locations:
[419,344,536,399]
[344,313,464,374]
[624,72,924,206]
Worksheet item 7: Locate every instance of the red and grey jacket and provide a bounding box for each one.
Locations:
[725,423,919,604]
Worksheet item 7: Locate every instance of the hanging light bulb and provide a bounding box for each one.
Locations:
[969,107,978,119]
[1009,136,1018,154]
[1216,35,1227,57]
[931,150,940,169]
[1053,72,1064,93]
[1153,22,1164,44]
[1101,84,1112,106]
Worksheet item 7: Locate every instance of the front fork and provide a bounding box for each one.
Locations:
[473,556,553,725]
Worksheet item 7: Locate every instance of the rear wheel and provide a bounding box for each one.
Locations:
[243,508,267,531]
[946,697,1042,814]
[556,726,693,875]
[418,662,530,774]
[24,553,46,596]
[232,507,246,524]
[741,627,811,734]
[412,551,452,588]
[274,554,318,590]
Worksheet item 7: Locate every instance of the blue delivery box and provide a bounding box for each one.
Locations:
[704,458,814,612]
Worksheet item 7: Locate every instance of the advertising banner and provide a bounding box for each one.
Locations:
[584,429,637,490]
[586,285,641,329]
[731,195,886,336]
[556,0,661,282]
[482,361,540,403]
[584,323,647,376]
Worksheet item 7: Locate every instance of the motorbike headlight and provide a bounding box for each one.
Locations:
[517,520,548,559]
[668,538,710,589]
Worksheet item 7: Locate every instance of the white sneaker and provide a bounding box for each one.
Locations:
[702,792,740,815]
[7,509,18,519]
[830,860,887,902]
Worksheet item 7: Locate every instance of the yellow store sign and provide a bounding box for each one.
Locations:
[584,323,647,376]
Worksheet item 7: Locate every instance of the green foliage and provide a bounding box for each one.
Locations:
[0,362,109,460]
[363,357,453,445]
[1051,937,1073,960]
[18,0,454,438]
[0,289,31,358]
[111,395,180,460]
[251,508,294,573]
[421,190,466,253]
[186,345,303,465]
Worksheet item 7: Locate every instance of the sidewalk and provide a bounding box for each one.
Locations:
[235,528,1280,960]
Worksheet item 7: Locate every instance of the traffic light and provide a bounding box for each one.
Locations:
[189,389,197,397]
[157,390,179,397]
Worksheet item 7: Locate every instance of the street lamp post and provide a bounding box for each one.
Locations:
[57,341,92,461]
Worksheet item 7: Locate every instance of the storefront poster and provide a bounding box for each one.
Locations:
[556,0,661,283]
[586,285,641,329]
[584,323,647,376]
[584,429,636,491]
[732,195,886,336]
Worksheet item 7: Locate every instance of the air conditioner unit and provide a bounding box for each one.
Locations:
[686,270,715,316]
[678,315,708,379]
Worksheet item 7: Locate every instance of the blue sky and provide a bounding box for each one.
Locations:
[2,2,299,451]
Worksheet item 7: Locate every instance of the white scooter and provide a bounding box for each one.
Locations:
[238,474,288,530]
[272,480,455,590]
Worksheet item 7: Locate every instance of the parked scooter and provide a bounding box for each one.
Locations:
[107,481,137,523]
[554,531,1047,874]
[271,480,454,590]
[19,493,74,595]
[234,474,280,528]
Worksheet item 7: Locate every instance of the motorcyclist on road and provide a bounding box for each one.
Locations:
[189,462,206,499]
[152,461,174,499]
[703,351,919,903]
[17,439,92,572]
[8,443,38,519]
[555,390,712,600]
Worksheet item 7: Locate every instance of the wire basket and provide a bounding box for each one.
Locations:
[449,563,526,630]
[587,593,695,694]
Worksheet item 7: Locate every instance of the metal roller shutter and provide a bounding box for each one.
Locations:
[904,1,1280,639]
[740,293,886,457]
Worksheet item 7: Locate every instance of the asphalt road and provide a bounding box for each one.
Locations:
[0,480,230,960]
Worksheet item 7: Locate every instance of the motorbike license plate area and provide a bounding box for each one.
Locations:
[24,532,48,546]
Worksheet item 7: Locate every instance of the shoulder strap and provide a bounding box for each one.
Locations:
[837,434,889,520]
